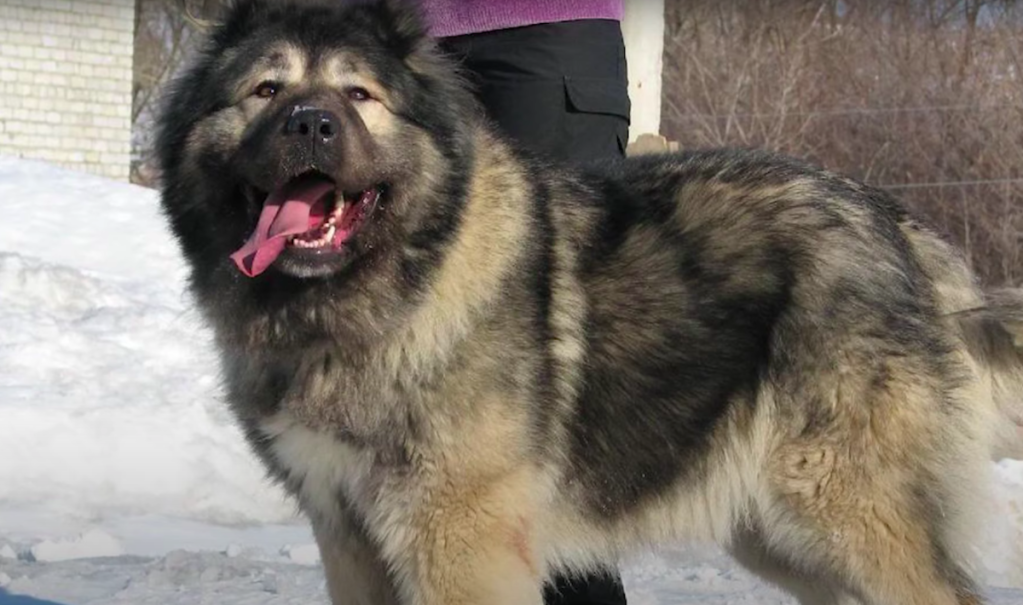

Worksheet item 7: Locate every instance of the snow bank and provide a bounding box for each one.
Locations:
[0,157,183,284]
[30,530,124,563]
[0,157,296,530]
[986,459,1023,586]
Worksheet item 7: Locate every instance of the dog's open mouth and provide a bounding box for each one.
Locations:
[230,173,380,277]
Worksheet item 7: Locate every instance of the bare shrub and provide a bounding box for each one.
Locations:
[662,0,1023,286]
[131,0,220,187]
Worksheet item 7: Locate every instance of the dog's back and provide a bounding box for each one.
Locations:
[536,156,1020,605]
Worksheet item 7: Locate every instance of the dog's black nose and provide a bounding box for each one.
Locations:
[286,107,340,140]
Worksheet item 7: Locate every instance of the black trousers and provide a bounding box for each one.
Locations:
[441,19,630,164]
[440,19,630,605]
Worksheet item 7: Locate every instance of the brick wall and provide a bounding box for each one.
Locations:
[0,0,135,181]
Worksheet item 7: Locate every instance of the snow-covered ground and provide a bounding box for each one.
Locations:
[0,155,1021,604]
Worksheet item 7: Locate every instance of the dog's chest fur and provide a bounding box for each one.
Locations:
[260,412,378,524]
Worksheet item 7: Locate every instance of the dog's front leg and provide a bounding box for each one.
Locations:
[384,467,545,605]
[313,514,400,605]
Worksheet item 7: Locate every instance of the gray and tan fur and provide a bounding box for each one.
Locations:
[155,1,1023,604]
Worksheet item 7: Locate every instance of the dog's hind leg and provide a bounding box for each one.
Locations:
[759,439,984,605]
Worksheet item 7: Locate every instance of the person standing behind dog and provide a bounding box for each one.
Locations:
[422,2,630,604]
[428,0,630,165]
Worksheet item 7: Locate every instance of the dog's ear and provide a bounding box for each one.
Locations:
[210,0,269,42]
[220,0,266,22]
[375,0,431,56]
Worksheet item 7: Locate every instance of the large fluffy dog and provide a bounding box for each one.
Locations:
[156,1,1023,603]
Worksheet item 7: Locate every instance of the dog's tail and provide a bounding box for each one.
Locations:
[904,223,1023,459]
[954,289,1023,460]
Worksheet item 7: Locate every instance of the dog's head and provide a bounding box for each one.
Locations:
[157,0,478,304]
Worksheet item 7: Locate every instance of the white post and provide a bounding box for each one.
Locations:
[622,0,665,141]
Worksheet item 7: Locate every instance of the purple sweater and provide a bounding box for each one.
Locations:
[419,0,624,38]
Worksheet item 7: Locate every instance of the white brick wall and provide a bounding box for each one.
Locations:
[0,0,135,181]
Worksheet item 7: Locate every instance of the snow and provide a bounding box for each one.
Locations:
[0,154,1021,603]
[30,531,124,564]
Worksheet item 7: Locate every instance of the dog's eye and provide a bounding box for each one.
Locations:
[253,81,280,99]
[347,87,371,102]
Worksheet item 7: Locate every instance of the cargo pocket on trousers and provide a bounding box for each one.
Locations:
[564,76,631,160]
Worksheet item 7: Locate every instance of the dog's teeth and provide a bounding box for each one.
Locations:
[331,201,347,221]
[325,225,336,241]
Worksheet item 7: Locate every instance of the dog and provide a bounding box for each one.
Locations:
[155,1,1023,603]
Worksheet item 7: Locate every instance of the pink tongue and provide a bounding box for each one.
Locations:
[230,176,335,277]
